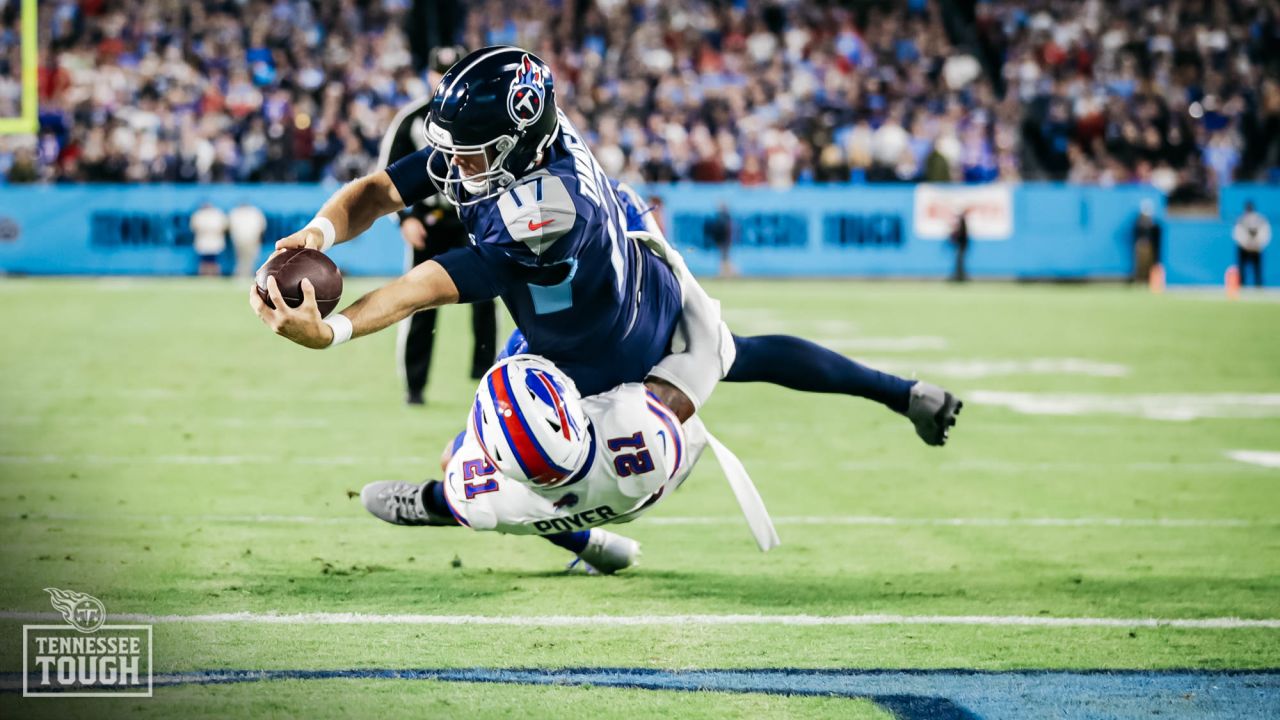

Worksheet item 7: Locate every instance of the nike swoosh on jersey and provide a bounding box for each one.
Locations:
[527,218,555,231]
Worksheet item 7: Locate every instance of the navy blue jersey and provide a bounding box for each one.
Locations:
[385,112,681,395]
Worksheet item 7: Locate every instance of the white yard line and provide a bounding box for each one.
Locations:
[0,454,425,466]
[0,454,1263,472]
[4,513,1274,528]
[646,516,1275,528]
[971,391,1280,421]
[0,610,1276,629]
[1226,450,1280,469]
[0,415,333,428]
[0,388,371,402]
[830,459,1257,473]
[816,336,950,352]
[862,358,1130,379]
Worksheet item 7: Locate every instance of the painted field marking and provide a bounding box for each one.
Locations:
[646,516,1277,528]
[816,336,950,352]
[0,387,372,402]
[0,415,331,428]
[971,391,1280,421]
[862,358,1130,379]
[3,668,1278,720]
[0,454,426,466]
[4,512,1275,529]
[1,454,1265,473]
[1227,450,1280,469]
[1,611,1278,629]
[0,609,1274,627]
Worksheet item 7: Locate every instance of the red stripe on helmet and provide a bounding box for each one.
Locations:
[490,364,562,484]
[534,371,572,440]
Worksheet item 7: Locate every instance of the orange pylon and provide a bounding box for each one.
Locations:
[1225,266,1241,300]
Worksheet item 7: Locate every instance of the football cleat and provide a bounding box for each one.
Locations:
[569,529,641,575]
[907,381,963,447]
[360,480,453,526]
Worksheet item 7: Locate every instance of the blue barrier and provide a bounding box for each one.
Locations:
[0,184,404,276]
[647,183,1164,279]
[0,182,1270,284]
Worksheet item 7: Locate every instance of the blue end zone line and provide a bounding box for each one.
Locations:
[4,668,1279,720]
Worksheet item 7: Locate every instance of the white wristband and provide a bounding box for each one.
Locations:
[305,217,336,252]
[323,313,353,347]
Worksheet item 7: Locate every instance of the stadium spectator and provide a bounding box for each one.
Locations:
[950,208,970,282]
[1233,201,1271,287]
[6,0,1280,198]
[1131,199,1162,284]
[228,201,267,279]
[190,202,228,277]
[704,203,736,277]
[0,0,19,116]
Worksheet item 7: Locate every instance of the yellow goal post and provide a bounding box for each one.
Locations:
[0,0,37,135]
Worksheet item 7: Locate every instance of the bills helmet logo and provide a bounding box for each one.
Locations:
[526,368,579,439]
[507,55,546,129]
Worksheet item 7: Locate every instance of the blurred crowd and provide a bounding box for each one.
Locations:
[0,0,22,118]
[1,0,1278,200]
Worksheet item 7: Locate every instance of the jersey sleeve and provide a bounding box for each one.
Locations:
[441,433,561,535]
[384,147,446,206]
[440,438,502,531]
[433,243,523,303]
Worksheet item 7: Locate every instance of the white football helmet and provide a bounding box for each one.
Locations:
[471,355,591,488]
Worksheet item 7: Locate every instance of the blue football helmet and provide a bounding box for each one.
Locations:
[425,46,560,205]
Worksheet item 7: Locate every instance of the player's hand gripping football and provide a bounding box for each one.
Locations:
[248,275,332,349]
[274,225,327,252]
[252,226,322,279]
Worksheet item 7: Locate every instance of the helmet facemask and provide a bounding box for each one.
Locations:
[425,122,519,207]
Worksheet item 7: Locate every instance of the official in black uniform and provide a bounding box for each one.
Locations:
[378,65,497,405]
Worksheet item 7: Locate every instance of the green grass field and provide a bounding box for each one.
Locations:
[1,278,1278,718]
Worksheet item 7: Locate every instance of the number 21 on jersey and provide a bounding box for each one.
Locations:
[462,458,498,499]
[606,432,654,477]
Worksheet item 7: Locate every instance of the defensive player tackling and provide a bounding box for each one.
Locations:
[362,355,705,574]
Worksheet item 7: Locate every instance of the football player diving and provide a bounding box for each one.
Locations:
[249,45,961,448]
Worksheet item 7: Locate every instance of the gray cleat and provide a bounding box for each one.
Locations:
[360,480,453,526]
[907,381,963,447]
[570,529,641,575]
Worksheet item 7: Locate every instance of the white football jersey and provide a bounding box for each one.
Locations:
[442,384,707,535]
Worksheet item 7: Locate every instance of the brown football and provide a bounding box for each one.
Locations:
[255,248,343,318]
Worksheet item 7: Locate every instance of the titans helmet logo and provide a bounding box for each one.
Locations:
[45,587,107,633]
[507,54,546,129]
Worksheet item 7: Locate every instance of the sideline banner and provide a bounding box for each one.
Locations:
[912,184,1013,241]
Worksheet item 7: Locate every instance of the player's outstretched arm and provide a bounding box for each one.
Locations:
[275,171,406,251]
[249,259,459,349]
[338,259,460,340]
